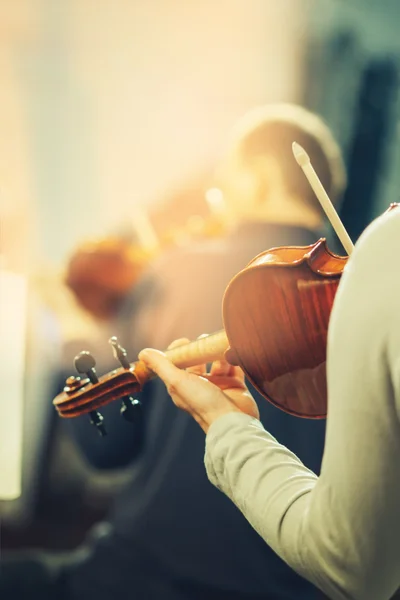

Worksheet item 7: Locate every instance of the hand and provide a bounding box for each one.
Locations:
[139,338,259,433]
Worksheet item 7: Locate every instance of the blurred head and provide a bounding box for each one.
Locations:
[65,238,151,320]
[217,103,346,229]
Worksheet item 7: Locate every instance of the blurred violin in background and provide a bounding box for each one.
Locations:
[65,237,155,321]
[65,182,230,321]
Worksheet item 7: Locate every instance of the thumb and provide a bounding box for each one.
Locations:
[139,348,183,386]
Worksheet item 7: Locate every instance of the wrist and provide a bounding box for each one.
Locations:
[195,406,243,434]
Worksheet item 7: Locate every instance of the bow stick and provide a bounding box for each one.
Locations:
[292,142,354,256]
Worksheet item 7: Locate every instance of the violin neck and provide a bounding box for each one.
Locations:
[164,330,229,368]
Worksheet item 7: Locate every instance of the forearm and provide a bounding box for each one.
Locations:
[205,414,337,594]
[205,393,400,600]
[205,413,380,600]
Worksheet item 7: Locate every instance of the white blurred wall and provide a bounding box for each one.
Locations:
[0,0,307,270]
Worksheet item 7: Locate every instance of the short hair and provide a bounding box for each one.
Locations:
[229,103,346,211]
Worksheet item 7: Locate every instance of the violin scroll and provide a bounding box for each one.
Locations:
[54,338,151,432]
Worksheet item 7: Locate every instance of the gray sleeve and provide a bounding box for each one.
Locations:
[205,210,400,600]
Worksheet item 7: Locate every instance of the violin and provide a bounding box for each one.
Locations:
[52,141,399,434]
[53,236,348,433]
[65,237,156,321]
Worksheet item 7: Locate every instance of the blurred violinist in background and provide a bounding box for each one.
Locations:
[64,177,228,322]
[61,183,227,370]
[0,103,346,600]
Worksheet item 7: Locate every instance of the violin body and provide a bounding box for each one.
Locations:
[223,202,398,417]
[223,239,346,418]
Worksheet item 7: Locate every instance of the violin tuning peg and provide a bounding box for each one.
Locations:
[72,354,106,436]
[109,336,130,369]
[89,410,107,436]
[64,375,84,394]
[120,397,142,423]
[74,351,99,384]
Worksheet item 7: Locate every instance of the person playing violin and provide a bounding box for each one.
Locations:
[139,205,400,600]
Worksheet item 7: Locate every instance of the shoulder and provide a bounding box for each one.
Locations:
[334,208,399,306]
[329,208,400,351]
[346,208,400,279]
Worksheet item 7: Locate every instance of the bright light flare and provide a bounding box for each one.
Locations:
[0,269,27,500]
[205,187,225,215]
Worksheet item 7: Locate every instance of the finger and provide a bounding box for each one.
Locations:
[211,362,246,384]
[204,373,248,391]
[230,365,247,382]
[187,333,208,375]
[167,338,190,350]
[209,359,236,377]
[187,364,207,376]
[139,348,186,388]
